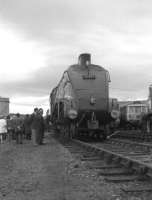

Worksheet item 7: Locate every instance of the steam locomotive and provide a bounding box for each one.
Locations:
[50,53,119,139]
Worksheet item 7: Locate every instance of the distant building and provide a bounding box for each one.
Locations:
[148,84,152,111]
[0,97,9,117]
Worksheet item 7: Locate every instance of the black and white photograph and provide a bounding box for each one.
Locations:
[0,0,152,199]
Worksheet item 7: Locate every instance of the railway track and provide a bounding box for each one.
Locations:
[112,130,152,142]
[75,138,152,177]
[54,133,152,197]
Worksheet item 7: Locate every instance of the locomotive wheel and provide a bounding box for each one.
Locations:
[102,132,107,140]
[97,130,107,141]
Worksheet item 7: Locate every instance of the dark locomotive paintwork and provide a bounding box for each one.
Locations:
[67,64,109,111]
[50,53,114,139]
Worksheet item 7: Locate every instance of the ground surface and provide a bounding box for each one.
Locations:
[0,131,150,200]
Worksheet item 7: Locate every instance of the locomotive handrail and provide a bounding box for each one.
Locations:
[77,113,86,126]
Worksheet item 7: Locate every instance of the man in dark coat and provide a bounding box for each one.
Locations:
[24,114,31,140]
[30,108,39,145]
[14,113,23,144]
[6,115,14,142]
[37,108,45,145]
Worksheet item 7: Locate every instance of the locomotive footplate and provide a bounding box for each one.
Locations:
[87,120,99,130]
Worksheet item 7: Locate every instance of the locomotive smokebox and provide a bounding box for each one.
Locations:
[78,53,91,66]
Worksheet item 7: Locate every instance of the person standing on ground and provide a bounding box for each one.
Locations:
[6,115,13,142]
[45,109,50,132]
[0,116,7,143]
[30,108,39,146]
[37,108,45,145]
[14,113,23,144]
[24,114,31,140]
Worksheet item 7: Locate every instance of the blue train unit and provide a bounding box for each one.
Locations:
[50,53,117,139]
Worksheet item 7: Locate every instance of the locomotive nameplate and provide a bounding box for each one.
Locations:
[82,75,96,79]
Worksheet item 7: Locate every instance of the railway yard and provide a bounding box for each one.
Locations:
[45,53,152,200]
[55,130,152,200]
[1,53,152,200]
[0,130,152,200]
[2,0,152,199]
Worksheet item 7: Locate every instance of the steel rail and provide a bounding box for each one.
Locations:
[72,139,152,177]
[107,138,152,151]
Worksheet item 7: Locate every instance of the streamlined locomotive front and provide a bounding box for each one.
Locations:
[50,53,111,138]
[68,53,110,137]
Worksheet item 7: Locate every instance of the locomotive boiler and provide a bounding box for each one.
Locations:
[50,53,116,139]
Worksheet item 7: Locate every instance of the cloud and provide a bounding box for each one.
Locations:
[0,0,152,113]
[10,96,49,114]
[1,0,152,41]
[0,23,50,82]
[109,66,151,100]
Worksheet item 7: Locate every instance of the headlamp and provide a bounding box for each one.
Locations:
[68,109,78,119]
[111,110,120,119]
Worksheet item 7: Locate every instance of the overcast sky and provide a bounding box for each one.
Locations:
[0,0,152,114]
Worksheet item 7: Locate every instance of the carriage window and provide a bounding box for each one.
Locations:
[128,106,134,113]
[142,106,147,113]
[134,106,141,113]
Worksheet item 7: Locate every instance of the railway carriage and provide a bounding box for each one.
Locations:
[50,53,118,139]
[119,102,148,129]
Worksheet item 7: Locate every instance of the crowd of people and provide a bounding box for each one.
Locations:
[0,107,46,146]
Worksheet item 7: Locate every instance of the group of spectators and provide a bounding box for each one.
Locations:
[0,107,45,146]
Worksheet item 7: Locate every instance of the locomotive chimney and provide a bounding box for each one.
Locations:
[148,84,152,110]
[78,53,91,66]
